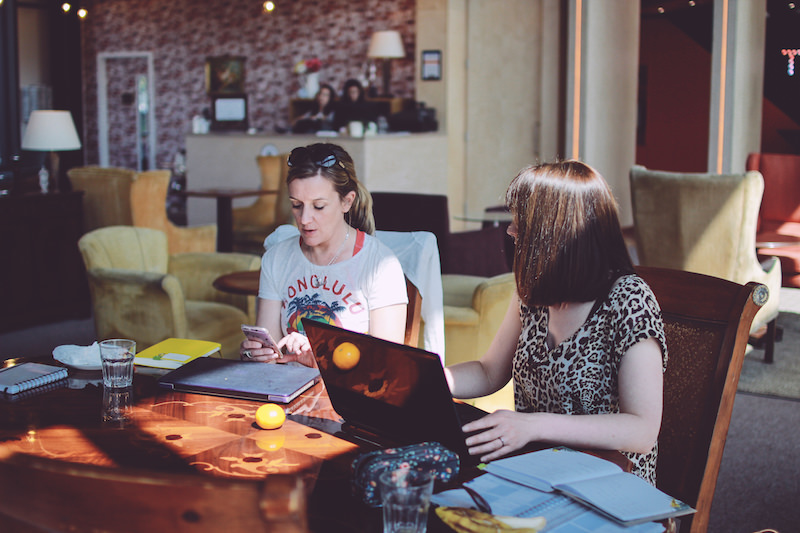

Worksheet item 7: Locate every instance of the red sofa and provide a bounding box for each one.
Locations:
[747,152,800,287]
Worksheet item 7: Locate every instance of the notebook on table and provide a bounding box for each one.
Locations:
[302,319,488,465]
[158,358,320,403]
[0,362,68,396]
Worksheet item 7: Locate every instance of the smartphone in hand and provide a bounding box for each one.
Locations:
[241,324,281,354]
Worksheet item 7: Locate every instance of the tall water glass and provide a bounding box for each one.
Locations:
[380,468,434,533]
[99,339,136,388]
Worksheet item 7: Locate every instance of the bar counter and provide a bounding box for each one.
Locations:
[184,132,449,226]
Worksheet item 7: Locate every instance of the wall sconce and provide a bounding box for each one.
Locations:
[367,30,405,97]
[21,110,82,194]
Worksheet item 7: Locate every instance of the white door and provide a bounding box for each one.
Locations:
[97,52,156,170]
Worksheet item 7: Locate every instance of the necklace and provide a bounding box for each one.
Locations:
[326,227,351,266]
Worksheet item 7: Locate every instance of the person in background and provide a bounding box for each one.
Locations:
[333,78,376,132]
[292,83,337,133]
[445,160,667,484]
[240,143,408,367]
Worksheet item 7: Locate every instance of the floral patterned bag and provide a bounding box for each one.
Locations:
[350,442,460,507]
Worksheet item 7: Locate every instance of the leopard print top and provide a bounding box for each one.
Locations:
[512,274,667,484]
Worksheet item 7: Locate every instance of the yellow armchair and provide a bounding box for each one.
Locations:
[232,154,294,254]
[443,272,516,412]
[630,165,782,361]
[130,170,217,254]
[78,226,261,359]
[66,166,136,232]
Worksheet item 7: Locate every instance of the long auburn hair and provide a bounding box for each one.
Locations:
[506,160,634,307]
[286,143,375,234]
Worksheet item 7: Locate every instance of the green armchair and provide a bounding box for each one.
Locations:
[78,226,260,359]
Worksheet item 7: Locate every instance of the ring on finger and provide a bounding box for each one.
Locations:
[498,436,505,447]
[243,350,252,359]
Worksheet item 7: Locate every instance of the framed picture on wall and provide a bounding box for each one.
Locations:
[205,56,246,94]
[209,94,248,131]
[421,50,442,81]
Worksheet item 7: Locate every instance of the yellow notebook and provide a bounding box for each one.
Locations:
[134,338,221,369]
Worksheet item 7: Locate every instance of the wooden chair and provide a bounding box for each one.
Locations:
[130,170,217,254]
[0,453,308,532]
[636,266,766,533]
[404,277,422,347]
[66,166,136,233]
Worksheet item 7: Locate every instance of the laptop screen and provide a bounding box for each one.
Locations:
[302,319,485,461]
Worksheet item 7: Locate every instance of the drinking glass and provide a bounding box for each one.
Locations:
[379,468,434,533]
[99,339,136,388]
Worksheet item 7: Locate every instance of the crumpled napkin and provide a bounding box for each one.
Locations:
[53,342,102,370]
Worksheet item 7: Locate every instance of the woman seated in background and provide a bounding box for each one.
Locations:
[445,160,667,484]
[292,83,337,133]
[333,78,376,132]
[240,143,408,367]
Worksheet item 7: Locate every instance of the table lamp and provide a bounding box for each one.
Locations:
[21,110,82,194]
[367,30,405,97]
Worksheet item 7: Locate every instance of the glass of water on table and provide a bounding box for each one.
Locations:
[99,339,136,388]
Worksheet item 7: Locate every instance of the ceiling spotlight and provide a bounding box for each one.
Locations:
[62,3,71,12]
[263,1,275,12]
[658,7,665,14]
[689,1,696,6]
[77,8,87,18]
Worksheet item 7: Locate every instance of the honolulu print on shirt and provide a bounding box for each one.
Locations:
[284,274,366,334]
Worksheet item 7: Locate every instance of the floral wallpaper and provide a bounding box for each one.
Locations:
[80,0,416,168]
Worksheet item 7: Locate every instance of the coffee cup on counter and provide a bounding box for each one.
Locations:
[348,121,364,138]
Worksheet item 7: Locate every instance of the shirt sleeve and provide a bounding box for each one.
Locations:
[363,241,409,311]
[615,276,669,371]
[258,246,282,301]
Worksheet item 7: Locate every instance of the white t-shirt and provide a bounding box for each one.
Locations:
[259,230,408,337]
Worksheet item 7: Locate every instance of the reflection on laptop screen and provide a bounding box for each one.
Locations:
[302,318,486,462]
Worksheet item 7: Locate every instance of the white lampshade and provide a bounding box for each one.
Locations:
[22,110,82,151]
[367,30,405,59]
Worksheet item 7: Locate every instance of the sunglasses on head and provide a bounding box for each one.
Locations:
[287,146,346,170]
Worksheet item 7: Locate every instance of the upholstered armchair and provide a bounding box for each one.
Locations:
[78,226,260,359]
[442,273,516,412]
[630,165,782,361]
[232,154,294,254]
[130,170,217,254]
[66,166,136,233]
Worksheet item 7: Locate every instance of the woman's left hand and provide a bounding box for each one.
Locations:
[462,409,529,463]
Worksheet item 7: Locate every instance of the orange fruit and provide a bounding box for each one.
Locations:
[255,403,286,430]
[333,342,360,370]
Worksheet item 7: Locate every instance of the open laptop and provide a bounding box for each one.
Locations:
[302,318,488,465]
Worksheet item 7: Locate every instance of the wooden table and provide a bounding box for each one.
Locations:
[0,361,384,531]
[214,269,260,296]
[176,188,278,252]
[0,360,637,532]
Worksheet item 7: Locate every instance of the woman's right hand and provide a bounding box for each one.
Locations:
[239,338,279,363]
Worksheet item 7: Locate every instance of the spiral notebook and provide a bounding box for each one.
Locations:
[0,362,69,395]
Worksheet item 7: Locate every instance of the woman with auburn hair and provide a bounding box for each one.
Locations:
[445,160,667,483]
[240,143,407,367]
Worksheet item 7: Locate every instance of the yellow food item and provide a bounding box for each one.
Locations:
[255,403,286,430]
[255,432,285,451]
[435,506,546,533]
[332,342,360,370]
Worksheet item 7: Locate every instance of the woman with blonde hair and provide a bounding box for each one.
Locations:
[240,143,407,367]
